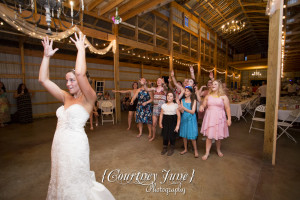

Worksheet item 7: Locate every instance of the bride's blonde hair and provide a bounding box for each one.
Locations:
[208,80,225,97]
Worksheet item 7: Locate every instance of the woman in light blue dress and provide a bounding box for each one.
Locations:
[179,86,199,158]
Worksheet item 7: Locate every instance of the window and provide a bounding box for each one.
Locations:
[184,15,189,27]
[95,81,105,95]
[206,31,210,40]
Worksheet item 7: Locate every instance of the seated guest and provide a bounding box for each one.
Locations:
[104,91,111,100]
[121,93,131,111]
[257,81,267,105]
[284,80,299,96]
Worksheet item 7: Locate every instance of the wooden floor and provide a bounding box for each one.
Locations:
[0,112,300,200]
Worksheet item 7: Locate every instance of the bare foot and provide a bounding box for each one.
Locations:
[217,151,224,157]
[95,123,98,127]
[202,154,209,160]
[149,137,155,142]
[127,127,130,131]
[148,135,152,139]
[180,150,187,155]
[136,133,142,138]
[90,127,94,130]
[194,152,199,158]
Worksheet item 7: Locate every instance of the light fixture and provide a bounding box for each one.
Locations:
[252,70,261,77]
[1,0,85,35]
[112,7,122,24]
[221,20,246,34]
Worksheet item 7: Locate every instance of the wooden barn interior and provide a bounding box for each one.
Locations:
[0,0,300,199]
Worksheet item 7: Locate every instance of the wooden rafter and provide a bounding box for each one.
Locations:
[111,0,145,16]
[122,0,169,21]
[87,0,105,11]
[99,0,124,16]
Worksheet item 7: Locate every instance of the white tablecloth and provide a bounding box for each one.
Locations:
[278,109,300,122]
[230,96,258,120]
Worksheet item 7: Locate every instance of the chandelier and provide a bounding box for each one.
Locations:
[252,70,261,77]
[221,20,246,34]
[1,0,85,35]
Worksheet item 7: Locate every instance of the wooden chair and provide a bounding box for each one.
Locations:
[100,101,114,125]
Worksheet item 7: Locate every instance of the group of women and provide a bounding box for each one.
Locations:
[114,68,231,160]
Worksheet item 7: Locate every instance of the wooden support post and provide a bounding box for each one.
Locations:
[169,6,174,74]
[160,66,162,77]
[141,62,144,78]
[225,41,228,84]
[19,38,25,84]
[214,33,217,80]
[225,69,228,85]
[135,16,138,41]
[197,21,202,85]
[264,2,283,165]
[189,33,191,57]
[180,29,182,54]
[113,24,121,122]
[153,15,156,47]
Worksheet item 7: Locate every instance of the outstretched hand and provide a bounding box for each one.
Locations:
[70,32,89,51]
[209,71,214,80]
[42,37,59,57]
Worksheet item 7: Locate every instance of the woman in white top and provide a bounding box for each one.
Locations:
[159,91,181,156]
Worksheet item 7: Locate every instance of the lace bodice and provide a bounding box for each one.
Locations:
[56,104,90,131]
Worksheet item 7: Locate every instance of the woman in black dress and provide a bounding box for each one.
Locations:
[14,83,33,123]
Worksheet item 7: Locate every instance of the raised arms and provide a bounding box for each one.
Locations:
[70,32,97,104]
[39,37,65,102]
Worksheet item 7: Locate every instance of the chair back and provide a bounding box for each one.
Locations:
[250,97,259,109]
[255,105,266,113]
[290,109,300,118]
[100,101,113,113]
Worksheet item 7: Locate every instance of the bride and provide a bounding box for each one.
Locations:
[39,33,115,200]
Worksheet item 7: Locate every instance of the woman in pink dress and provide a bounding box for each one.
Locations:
[199,80,231,160]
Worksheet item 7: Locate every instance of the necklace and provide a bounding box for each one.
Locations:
[74,93,82,99]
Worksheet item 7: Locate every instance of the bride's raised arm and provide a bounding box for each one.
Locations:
[39,37,65,102]
[70,32,97,104]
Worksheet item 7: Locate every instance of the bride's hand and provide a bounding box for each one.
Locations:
[42,36,59,57]
[70,32,89,51]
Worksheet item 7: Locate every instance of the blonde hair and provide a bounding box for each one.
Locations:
[208,80,225,97]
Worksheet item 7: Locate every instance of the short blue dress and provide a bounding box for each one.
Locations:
[179,99,198,140]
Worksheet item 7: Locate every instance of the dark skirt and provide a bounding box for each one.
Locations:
[16,93,33,123]
[128,98,138,111]
[161,114,178,141]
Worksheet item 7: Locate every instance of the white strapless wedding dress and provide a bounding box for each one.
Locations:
[46,104,115,200]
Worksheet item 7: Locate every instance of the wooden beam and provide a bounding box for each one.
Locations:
[214,33,217,79]
[99,0,124,16]
[197,20,201,84]
[87,0,105,11]
[19,38,26,84]
[122,0,166,21]
[264,3,283,165]
[225,41,228,84]
[117,0,144,16]
[113,24,121,122]
[169,5,174,74]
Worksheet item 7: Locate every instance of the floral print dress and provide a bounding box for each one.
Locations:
[136,90,152,124]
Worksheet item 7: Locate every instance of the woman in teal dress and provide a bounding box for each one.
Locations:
[179,86,199,158]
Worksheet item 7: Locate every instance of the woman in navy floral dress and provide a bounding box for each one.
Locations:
[130,78,153,138]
